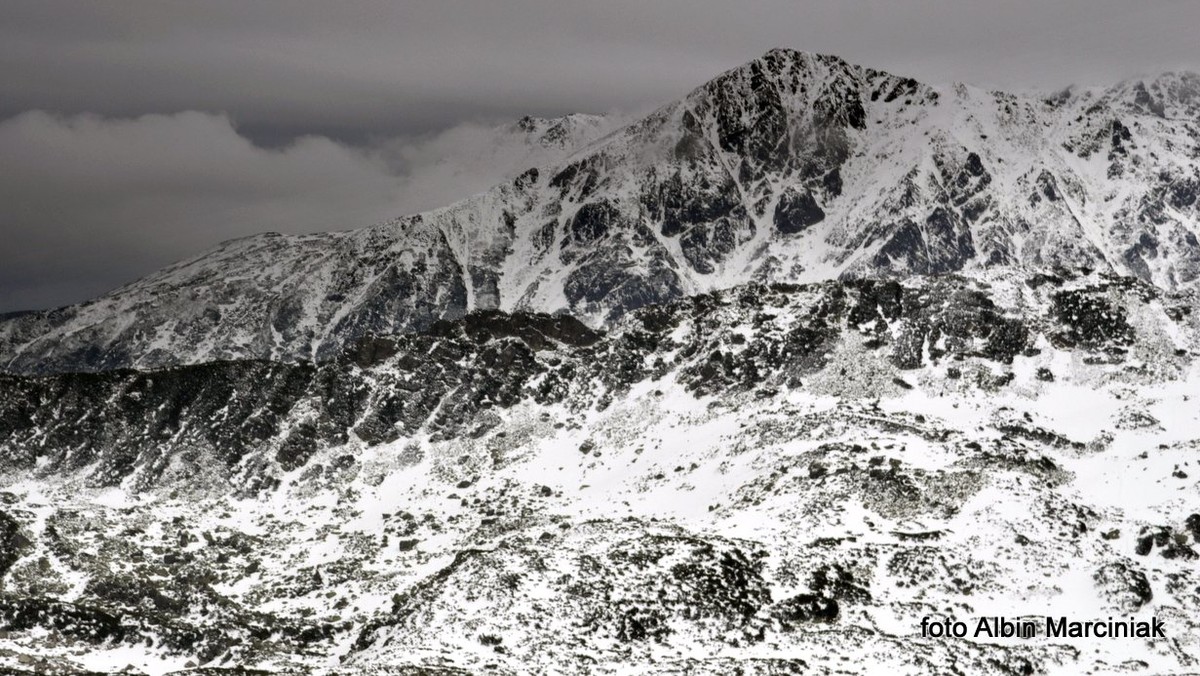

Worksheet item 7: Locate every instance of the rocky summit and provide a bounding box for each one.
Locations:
[1,49,1200,675]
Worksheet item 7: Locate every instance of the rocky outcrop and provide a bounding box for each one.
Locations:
[0,271,1190,493]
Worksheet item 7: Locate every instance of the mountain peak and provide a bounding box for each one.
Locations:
[3,51,1200,374]
[511,113,609,147]
[1100,70,1200,118]
[755,47,852,67]
[734,47,865,84]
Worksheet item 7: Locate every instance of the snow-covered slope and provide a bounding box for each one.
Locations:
[1,270,1198,673]
[3,49,1199,374]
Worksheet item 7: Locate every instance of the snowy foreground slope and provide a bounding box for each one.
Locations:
[1,270,1199,674]
[3,49,1200,373]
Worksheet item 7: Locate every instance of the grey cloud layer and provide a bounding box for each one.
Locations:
[0,112,400,311]
[6,1,1197,141]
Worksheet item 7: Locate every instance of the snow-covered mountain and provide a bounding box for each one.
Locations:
[3,50,1200,674]
[3,49,1199,374]
[1,270,1198,673]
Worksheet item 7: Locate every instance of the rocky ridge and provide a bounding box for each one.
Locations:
[0,270,1198,673]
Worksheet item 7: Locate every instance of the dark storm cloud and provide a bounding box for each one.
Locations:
[1,0,1198,311]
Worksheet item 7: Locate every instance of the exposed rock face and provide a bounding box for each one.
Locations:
[3,51,1200,374]
[774,188,825,234]
[0,270,1198,673]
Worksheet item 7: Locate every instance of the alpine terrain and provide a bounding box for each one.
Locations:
[0,50,1199,675]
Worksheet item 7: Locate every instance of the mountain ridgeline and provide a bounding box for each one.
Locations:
[2,49,1199,374]
[0,270,1193,492]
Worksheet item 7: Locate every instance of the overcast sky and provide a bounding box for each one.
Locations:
[2,0,1198,312]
